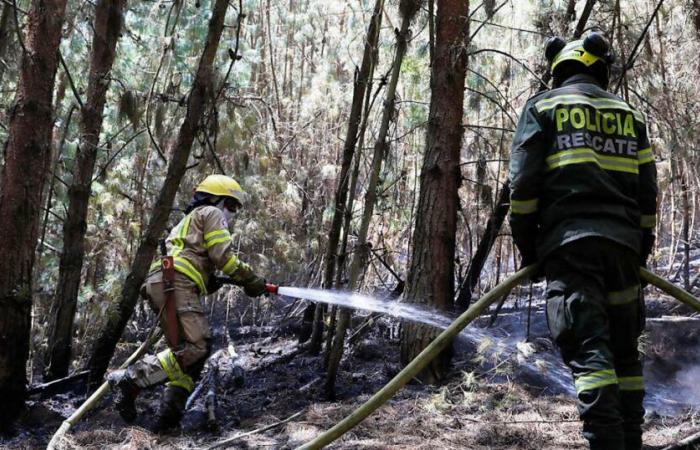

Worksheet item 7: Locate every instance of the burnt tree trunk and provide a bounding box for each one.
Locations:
[0,0,69,428]
[324,0,421,399]
[304,0,385,353]
[45,0,127,381]
[86,0,229,385]
[455,182,510,310]
[399,0,469,384]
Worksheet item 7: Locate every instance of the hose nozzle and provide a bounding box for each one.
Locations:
[265,283,279,295]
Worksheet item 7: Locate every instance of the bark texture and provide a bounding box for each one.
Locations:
[86,0,229,385]
[399,0,469,384]
[0,0,69,427]
[45,0,127,381]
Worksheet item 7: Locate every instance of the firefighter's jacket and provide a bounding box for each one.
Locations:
[508,74,658,261]
[149,205,252,294]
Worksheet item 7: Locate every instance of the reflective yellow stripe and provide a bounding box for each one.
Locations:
[619,376,644,391]
[174,257,207,294]
[156,349,194,392]
[535,94,645,123]
[222,254,241,276]
[638,147,654,164]
[205,236,231,248]
[608,285,640,306]
[204,229,230,241]
[171,214,193,258]
[575,369,618,394]
[641,214,656,228]
[511,198,539,215]
[149,261,161,273]
[546,148,639,174]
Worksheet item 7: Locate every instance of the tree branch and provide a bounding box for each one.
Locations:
[58,52,85,110]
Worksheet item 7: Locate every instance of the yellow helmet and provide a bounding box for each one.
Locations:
[195,175,246,205]
[550,40,602,72]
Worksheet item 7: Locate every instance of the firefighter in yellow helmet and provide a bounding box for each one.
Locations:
[108,175,267,431]
[509,33,657,450]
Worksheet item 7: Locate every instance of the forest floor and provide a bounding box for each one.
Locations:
[2,289,699,449]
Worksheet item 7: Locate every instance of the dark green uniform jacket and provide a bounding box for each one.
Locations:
[508,74,657,261]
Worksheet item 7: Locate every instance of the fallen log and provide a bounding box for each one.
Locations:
[27,371,90,400]
[662,429,700,449]
[206,410,304,449]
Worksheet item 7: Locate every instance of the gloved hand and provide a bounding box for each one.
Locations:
[640,231,655,288]
[641,231,655,268]
[206,275,226,293]
[242,275,267,297]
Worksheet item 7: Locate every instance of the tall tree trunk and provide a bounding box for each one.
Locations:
[44,0,127,381]
[0,0,69,428]
[455,182,510,310]
[324,0,421,399]
[399,0,469,384]
[303,0,385,353]
[86,0,229,385]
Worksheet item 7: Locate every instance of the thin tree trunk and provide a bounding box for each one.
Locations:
[44,0,127,381]
[323,37,386,367]
[0,0,69,428]
[86,0,230,385]
[0,3,14,84]
[573,0,595,38]
[399,0,469,384]
[455,182,510,310]
[681,162,690,290]
[324,0,419,399]
[305,0,385,353]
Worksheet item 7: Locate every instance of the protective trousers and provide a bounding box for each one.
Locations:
[126,271,212,392]
[544,238,645,450]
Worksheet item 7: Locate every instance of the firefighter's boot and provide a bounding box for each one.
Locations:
[154,385,190,432]
[107,369,140,423]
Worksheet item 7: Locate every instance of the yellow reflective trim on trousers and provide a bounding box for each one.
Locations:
[608,285,640,306]
[641,214,656,228]
[156,349,194,392]
[511,198,539,215]
[575,369,618,394]
[546,148,639,174]
[174,257,207,294]
[638,147,654,165]
[222,254,241,276]
[171,213,193,258]
[618,376,644,391]
[535,94,645,123]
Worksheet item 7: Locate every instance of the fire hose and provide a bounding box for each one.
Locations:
[297,266,700,450]
[46,278,279,450]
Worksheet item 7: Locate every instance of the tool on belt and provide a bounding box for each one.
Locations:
[159,238,179,347]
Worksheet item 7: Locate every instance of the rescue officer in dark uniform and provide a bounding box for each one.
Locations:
[508,33,658,450]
